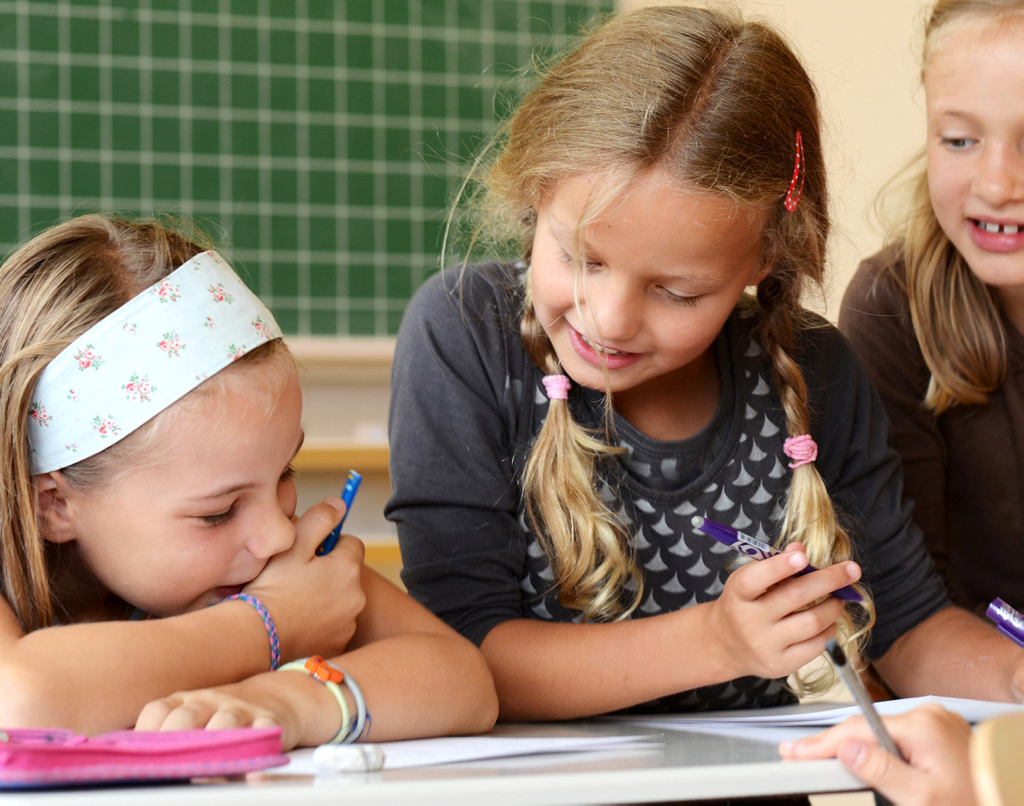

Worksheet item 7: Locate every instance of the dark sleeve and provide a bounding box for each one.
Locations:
[800,320,950,660]
[837,253,952,592]
[385,267,528,646]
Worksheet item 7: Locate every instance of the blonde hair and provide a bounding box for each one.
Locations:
[458,4,873,688]
[0,214,286,632]
[896,0,1024,413]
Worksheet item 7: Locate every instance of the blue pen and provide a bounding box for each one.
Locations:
[316,470,363,556]
[691,515,863,602]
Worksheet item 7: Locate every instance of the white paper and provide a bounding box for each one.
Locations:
[613,695,1024,730]
[270,734,660,775]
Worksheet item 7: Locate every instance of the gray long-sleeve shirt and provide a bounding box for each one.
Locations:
[387,263,949,712]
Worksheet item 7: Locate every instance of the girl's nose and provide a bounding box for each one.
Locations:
[973,143,1024,207]
[246,505,296,559]
[585,277,641,344]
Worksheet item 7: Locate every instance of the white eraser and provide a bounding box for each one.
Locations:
[312,743,385,773]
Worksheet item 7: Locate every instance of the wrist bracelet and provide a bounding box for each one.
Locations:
[279,657,352,744]
[224,593,280,671]
[338,667,369,744]
[278,655,369,743]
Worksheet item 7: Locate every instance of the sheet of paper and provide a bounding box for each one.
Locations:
[613,695,1024,730]
[270,734,660,775]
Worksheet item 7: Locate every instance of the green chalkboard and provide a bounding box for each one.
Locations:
[0,0,612,336]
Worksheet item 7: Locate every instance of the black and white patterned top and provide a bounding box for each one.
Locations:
[387,263,949,712]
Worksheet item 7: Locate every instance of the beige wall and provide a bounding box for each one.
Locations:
[621,0,929,320]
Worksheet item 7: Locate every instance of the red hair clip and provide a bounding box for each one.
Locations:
[784,131,805,213]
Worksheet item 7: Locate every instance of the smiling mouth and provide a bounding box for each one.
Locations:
[973,219,1022,235]
[576,331,631,356]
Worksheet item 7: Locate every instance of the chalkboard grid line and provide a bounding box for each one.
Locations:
[0,0,613,336]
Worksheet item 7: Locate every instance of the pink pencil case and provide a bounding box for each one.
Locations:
[0,726,287,788]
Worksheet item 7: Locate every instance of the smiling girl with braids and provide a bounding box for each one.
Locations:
[386,4,1024,721]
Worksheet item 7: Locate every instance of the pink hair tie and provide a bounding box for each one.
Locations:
[542,374,571,401]
[783,434,817,469]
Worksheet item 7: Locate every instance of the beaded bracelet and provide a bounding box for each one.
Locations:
[224,593,280,671]
[279,658,352,745]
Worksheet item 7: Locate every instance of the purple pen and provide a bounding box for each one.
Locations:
[987,598,1024,648]
[691,515,863,602]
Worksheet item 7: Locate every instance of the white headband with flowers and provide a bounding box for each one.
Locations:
[28,250,282,474]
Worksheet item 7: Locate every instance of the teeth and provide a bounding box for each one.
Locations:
[977,220,1021,234]
[580,333,626,356]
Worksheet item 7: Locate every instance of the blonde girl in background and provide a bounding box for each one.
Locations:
[785,2,1024,802]
[840,0,1024,618]
[0,214,497,748]
[386,3,1024,723]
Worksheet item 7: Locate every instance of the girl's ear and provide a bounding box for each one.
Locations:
[32,471,78,544]
[749,261,772,286]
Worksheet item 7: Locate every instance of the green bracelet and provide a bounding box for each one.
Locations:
[279,657,352,745]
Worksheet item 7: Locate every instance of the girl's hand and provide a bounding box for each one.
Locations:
[779,703,975,806]
[136,684,285,739]
[242,497,367,663]
[704,542,861,680]
[136,670,336,751]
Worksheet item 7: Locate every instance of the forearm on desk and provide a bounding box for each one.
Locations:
[322,568,498,742]
[0,602,270,733]
[480,606,734,721]
[874,605,1024,702]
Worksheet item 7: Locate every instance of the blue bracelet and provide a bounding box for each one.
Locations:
[338,668,369,744]
[225,593,281,670]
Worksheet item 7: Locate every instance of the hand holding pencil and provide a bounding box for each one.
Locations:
[779,701,975,806]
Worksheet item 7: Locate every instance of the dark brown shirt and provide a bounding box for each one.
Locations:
[840,248,1024,615]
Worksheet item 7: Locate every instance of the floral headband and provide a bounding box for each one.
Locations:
[28,251,282,474]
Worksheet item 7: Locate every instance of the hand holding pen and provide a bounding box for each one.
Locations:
[692,515,862,682]
[241,481,367,660]
[780,686,974,806]
[692,516,863,601]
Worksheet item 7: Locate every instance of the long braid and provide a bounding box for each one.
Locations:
[520,279,640,621]
[756,277,876,694]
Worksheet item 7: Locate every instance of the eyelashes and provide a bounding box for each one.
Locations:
[201,507,236,527]
[554,245,704,307]
[663,291,703,307]
[200,465,296,527]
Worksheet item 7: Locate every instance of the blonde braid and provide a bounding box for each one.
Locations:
[520,280,640,621]
[756,285,876,695]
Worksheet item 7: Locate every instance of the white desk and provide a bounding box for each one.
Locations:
[2,720,866,805]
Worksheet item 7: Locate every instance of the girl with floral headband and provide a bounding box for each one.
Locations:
[386,4,1024,723]
[0,214,497,748]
